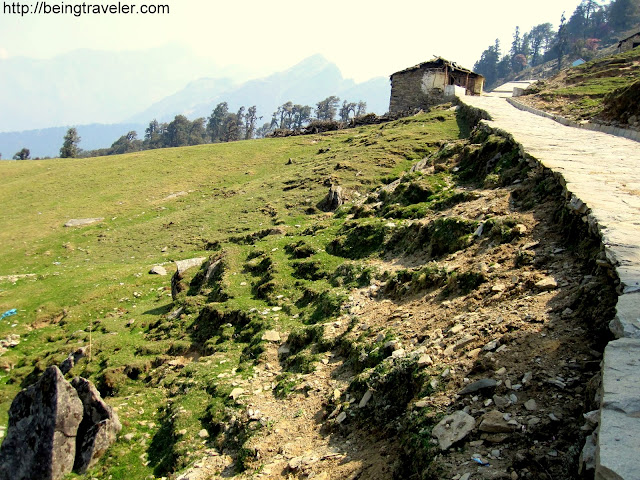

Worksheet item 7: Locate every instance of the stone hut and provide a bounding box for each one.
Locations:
[618,32,640,53]
[389,57,484,113]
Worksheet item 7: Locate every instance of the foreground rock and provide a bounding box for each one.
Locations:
[432,410,476,450]
[0,366,120,480]
[71,377,122,473]
[0,366,83,480]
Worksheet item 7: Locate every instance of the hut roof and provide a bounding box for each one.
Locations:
[390,57,483,79]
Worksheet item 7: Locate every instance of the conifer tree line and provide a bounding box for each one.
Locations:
[474,0,640,89]
[65,96,366,158]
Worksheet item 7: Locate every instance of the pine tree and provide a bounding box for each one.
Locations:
[60,128,81,158]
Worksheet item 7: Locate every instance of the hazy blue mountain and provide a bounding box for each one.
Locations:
[0,123,145,159]
[130,54,391,124]
[0,54,391,158]
[0,45,244,132]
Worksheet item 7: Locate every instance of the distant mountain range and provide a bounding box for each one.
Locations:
[129,54,390,124]
[0,52,390,158]
[0,45,242,133]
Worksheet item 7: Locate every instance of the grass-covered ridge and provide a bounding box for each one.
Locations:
[0,108,462,479]
[520,47,640,124]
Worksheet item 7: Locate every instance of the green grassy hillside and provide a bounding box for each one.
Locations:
[0,109,461,479]
[520,47,640,124]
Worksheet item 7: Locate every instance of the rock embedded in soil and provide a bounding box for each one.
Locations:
[479,410,512,433]
[229,388,245,400]
[358,390,373,408]
[534,276,558,291]
[64,218,104,227]
[432,410,476,450]
[262,330,281,342]
[417,354,433,366]
[149,266,167,276]
[459,378,498,395]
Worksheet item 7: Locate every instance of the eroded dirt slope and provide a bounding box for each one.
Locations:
[176,124,617,480]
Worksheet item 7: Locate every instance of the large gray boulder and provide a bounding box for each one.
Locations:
[0,366,83,480]
[71,377,122,473]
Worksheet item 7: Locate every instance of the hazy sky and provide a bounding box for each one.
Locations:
[1,0,585,81]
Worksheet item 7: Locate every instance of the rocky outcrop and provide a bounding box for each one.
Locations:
[318,185,345,212]
[0,366,83,480]
[171,257,206,299]
[0,366,120,480]
[71,377,122,473]
[60,347,88,375]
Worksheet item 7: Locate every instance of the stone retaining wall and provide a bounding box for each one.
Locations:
[459,98,640,480]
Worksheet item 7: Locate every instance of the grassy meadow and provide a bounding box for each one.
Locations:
[0,109,462,479]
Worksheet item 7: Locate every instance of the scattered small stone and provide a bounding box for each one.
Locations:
[229,388,244,400]
[417,354,433,367]
[384,340,400,350]
[479,410,512,433]
[358,390,373,408]
[524,399,538,411]
[450,324,464,335]
[262,330,281,342]
[459,378,497,395]
[123,433,135,442]
[198,429,209,439]
[496,367,507,375]
[64,218,104,227]
[432,410,476,450]
[535,277,558,291]
[277,344,290,355]
[336,412,347,424]
[514,224,527,235]
[522,372,533,384]
[493,395,511,409]
[149,266,167,276]
[455,335,477,350]
[527,416,541,426]
[483,339,499,351]
[289,456,303,470]
[391,348,406,359]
